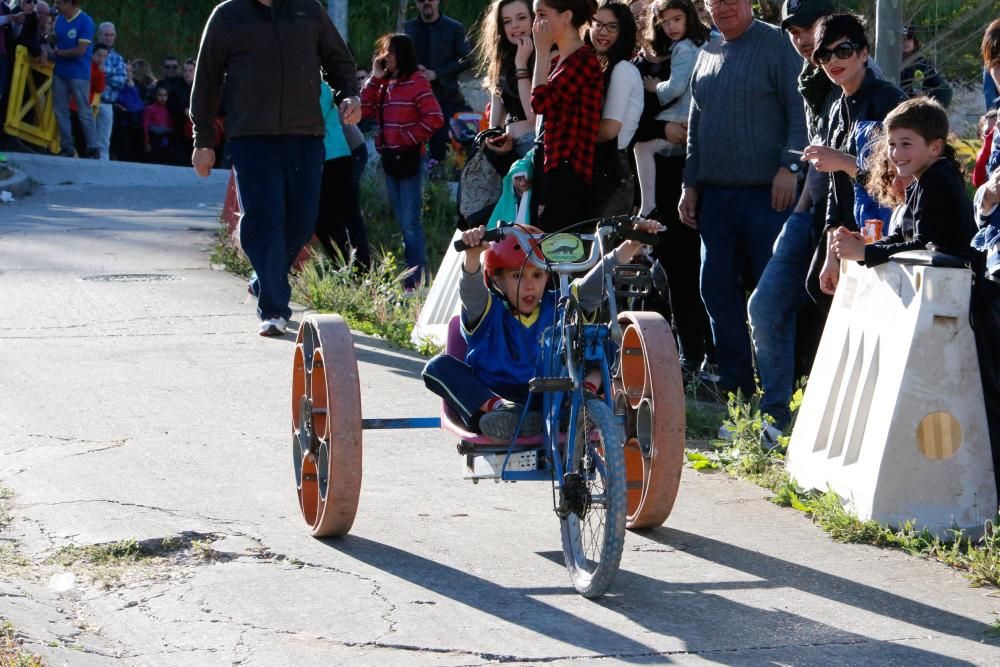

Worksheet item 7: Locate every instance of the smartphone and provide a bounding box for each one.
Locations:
[376,57,387,70]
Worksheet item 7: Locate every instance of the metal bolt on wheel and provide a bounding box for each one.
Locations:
[291,314,363,537]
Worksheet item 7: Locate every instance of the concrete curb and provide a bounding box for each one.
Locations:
[0,164,31,200]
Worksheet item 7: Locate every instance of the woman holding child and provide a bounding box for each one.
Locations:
[802,14,906,296]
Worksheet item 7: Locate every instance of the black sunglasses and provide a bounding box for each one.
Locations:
[815,42,863,65]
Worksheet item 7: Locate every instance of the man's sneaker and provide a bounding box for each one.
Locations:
[760,423,784,452]
[479,401,543,442]
[258,317,287,337]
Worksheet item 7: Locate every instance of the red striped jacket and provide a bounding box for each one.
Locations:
[361,73,444,151]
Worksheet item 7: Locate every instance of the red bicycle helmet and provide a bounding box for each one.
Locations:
[482,225,545,283]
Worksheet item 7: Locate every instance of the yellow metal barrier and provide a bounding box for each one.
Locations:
[4,46,60,154]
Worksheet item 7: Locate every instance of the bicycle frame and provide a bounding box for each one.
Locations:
[495,226,622,487]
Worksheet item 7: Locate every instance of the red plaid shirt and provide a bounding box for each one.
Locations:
[531,45,603,184]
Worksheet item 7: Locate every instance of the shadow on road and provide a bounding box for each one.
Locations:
[323,534,660,661]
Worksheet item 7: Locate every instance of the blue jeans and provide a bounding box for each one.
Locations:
[747,211,815,428]
[229,136,324,321]
[384,166,426,288]
[52,75,97,154]
[423,353,536,430]
[698,185,790,395]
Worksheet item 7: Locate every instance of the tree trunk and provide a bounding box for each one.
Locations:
[875,0,903,85]
[396,0,408,33]
[327,0,348,42]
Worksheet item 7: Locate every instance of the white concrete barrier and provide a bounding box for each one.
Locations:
[411,230,464,348]
[787,252,995,535]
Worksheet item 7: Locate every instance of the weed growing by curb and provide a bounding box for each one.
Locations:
[686,387,1000,588]
[1,620,44,667]
[210,226,253,279]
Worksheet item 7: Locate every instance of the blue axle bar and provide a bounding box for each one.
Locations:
[361,417,441,430]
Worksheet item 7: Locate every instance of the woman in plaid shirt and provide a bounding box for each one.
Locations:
[530,0,604,233]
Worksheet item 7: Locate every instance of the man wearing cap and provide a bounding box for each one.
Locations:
[746,0,835,448]
[678,0,806,407]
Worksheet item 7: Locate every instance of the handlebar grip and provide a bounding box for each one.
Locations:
[453,227,506,252]
[624,229,661,247]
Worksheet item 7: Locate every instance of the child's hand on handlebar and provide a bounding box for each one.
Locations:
[462,225,490,273]
[614,217,664,263]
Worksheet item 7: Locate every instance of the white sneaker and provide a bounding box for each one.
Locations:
[760,423,784,451]
[259,317,287,337]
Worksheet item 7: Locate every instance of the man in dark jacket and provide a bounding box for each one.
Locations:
[405,0,471,162]
[190,0,360,337]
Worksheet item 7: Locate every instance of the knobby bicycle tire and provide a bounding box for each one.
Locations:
[559,398,628,598]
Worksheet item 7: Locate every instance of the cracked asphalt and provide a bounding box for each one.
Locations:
[2,157,1000,665]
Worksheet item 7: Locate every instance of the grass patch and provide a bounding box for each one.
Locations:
[210,226,253,279]
[213,162,460,353]
[1,620,45,667]
[686,385,1000,588]
[45,537,188,587]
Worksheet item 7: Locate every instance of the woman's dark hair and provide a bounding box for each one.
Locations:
[539,0,598,28]
[884,96,961,173]
[643,0,709,55]
[586,1,637,89]
[813,13,869,57]
[983,18,1000,66]
[376,33,418,79]
[471,0,535,94]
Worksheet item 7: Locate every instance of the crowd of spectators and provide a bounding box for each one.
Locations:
[2,0,997,456]
[0,0,208,165]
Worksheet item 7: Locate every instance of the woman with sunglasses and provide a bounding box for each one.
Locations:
[801,14,905,297]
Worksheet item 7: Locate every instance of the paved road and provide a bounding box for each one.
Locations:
[1,157,999,665]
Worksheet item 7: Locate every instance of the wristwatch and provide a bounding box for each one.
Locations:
[786,161,801,174]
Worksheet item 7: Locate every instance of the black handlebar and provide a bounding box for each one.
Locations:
[453,216,661,253]
[453,227,505,252]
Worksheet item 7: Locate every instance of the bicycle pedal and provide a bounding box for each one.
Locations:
[613,263,652,297]
[530,377,574,393]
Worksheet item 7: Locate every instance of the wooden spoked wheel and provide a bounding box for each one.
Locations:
[614,311,686,530]
[291,314,363,537]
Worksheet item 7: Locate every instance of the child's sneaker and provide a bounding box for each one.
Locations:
[479,401,542,442]
[259,317,287,337]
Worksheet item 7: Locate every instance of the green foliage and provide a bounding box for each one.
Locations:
[349,0,486,65]
[692,384,1000,589]
[0,620,44,667]
[210,226,253,279]
[291,249,422,350]
[80,1,218,67]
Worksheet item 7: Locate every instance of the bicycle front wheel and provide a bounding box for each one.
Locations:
[559,398,627,598]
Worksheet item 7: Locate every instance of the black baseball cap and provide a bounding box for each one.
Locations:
[780,0,835,30]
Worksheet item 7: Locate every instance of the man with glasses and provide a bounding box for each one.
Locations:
[50,0,98,158]
[678,0,806,413]
[405,0,472,163]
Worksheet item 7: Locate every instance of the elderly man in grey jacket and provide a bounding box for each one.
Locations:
[678,0,806,401]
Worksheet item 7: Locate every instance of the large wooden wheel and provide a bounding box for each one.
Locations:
[614,311,685,530]
[291,314,363,537]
